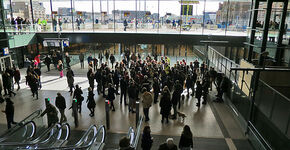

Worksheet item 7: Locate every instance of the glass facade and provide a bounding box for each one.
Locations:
[0,0,255,36]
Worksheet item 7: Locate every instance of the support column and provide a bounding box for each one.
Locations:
[259,0,272,66]
[248,0,259,62]
[275,0,288,65]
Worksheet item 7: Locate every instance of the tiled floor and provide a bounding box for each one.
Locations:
[0,61,253,149]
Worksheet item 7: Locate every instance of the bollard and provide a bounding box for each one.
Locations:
[135,101,140,127]
[105,100,110,130]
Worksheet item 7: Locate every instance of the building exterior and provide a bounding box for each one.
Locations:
[216,1,251,26]
[11,1,45,20]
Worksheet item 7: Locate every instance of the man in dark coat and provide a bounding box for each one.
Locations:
[173,80,183,109]
[79,53,84,69]
[195,81,202,107]
[73,85,83,113]
[109,54,115,68]
[44,55,51,72]
[128,81,138,113]
[153,77,160,104]
[55,93,67,123]
[66,68,74,95]
[2,98,17,129]
[120,76,128,105]
[41,98,59,127]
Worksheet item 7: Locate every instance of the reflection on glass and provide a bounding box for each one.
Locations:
[115,0,137,32]
[159,0,181,34]
[74,0,93,31]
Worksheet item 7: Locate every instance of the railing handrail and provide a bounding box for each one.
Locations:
[258,79,290,102]
[208,46,238,66]
[0,121,36,143]
[0,109,42,141]
[248,121,273,150]
[35,125,106,150]
[133,116,144,149]
[0,123,61,146]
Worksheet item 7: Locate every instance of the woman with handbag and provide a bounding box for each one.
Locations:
[87,87,96,117]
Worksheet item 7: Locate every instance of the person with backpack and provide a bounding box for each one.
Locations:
[41,98,59,127]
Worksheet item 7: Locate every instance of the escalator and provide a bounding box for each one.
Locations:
[0,123,70,150]
[34,125,106,150]
[0,109,42,143]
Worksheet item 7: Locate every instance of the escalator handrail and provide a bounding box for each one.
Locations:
[0,109,42,140]
[127,127,135,146]
[133,116,143,149]
[0,121,36,143]
[26,123,71,149]
[0,123,61,146]
[36,125,106,150]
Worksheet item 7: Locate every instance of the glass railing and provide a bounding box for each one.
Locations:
[127,116,144,149]
[0,109,42,142]
[1,22,248,36]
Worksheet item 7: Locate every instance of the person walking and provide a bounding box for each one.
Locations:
[153,77,160,104]
[195,81,202,107]
[120,76,128,105]
[87,87,96,117]
[123,19,128,31]
[13,68,21,91]
[87,69,95,90]
[57,60,64,78]
[128,81,138,113]
[34,66,41,89]
[66,67,74,95]
[55,93,67,123]
[179,125,193,150]
[109,54,116,68]
[141,87,153,122]
[141,126,153,150]
[73,85,84,113]
[107,83,116,111]
[79,53,85,69]
[69,99,78,128]
[44,55,51,72]
[41,98,59,127]
[160,86,171,123]
[2,98,17,129]
[65,54,71,68]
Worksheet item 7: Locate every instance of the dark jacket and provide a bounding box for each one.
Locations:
[160,92,171,116]
[44,57,51,65]
[5,100,14,118]
[158,143,178,150]
[141,133,153,150]
[107,87,116,101]
[195,84,202,99]
[87,91,96,108]
[179,134,193,148]
[55,95,66,110]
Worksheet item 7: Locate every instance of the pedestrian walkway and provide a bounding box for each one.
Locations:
[0,62,253,150]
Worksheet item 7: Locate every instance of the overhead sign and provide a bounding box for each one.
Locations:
[52,11,58,15]
[145,12,151,16]
[181,5,193,15]
[63,40,69,47]
[179,0,199,4]
[43,40,60,47]
[124,12,130,17]
[2,47,9,56]
[77,11,83,16]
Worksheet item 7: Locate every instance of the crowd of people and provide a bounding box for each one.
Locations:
[1,49,230,150]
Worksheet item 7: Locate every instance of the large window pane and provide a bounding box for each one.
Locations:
[180,0,204,35]
[159,0,181,34]
[74,0,93,31]
[10,0,34,32]
[137,0,158,33]
[115,0,137,33]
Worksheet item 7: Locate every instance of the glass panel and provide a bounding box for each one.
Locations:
[226,0,250,36]
[115,0,137,33]
[137,0,158,33]
[10,0,33,32]
[270,93,290,135]
[203,0,224,35]
[180,0,204,35]
[159,0,181,34]
[74,0,93,31]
